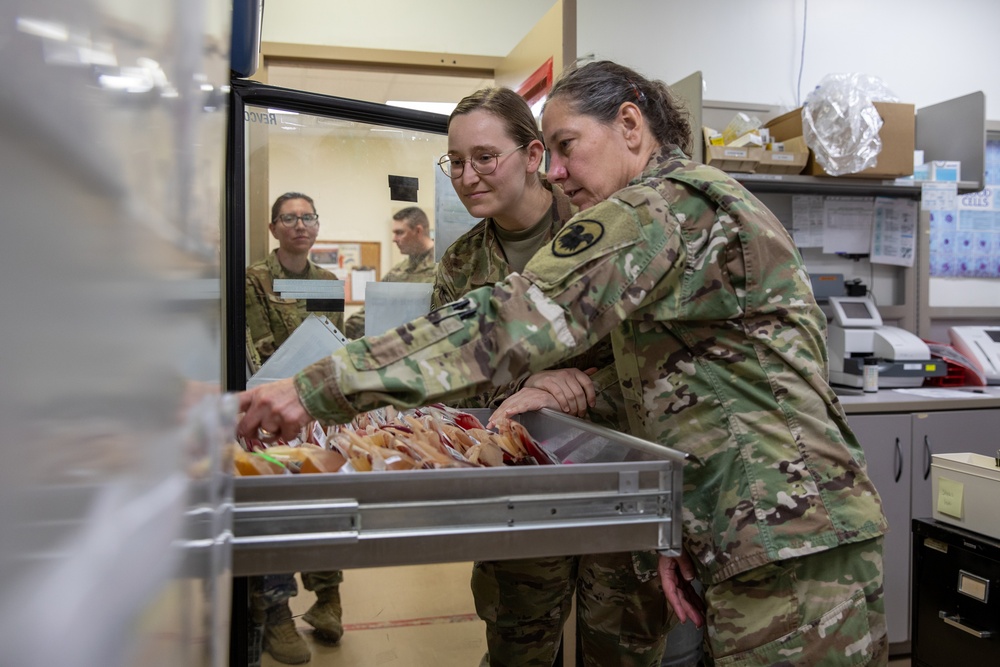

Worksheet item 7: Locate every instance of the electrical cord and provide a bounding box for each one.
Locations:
[796,0,809,107]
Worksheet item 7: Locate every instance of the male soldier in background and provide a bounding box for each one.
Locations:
[343,206,436,339]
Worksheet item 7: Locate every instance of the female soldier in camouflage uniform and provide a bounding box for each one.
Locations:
[245,192,345,664]
[238,62,889,666]
[434,87,680,667]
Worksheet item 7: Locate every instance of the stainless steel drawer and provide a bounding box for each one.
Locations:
[232,408,684,575]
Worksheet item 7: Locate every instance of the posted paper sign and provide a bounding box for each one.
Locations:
[823,197,874,255]
[936,477,964,519]
[870,197,917,267]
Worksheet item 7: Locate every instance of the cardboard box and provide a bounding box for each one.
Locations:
[931,452,1000,540]
[927,160,961,181]
[756,139,808,174]
[764,102,915,178]
[704,145,762,173]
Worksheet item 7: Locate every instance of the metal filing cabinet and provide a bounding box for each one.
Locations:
[912,518,1000,666]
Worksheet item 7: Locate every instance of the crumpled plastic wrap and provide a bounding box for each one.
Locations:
[802,73,899,176]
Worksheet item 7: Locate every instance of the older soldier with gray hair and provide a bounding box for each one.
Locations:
[238,61,889,666]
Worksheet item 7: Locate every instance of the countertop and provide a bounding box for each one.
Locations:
[836,385,1000,414]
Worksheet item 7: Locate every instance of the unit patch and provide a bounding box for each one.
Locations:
[552,219,604,257]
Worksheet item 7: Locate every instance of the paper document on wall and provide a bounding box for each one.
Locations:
[791,195,824,247]
[247,314,348,388]
[823,196,874,255]
[870,197,917,267]
[364,282,434,338]
[350,269,376,302]
[921,182,958,212]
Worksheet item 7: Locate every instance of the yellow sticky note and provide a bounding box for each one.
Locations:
[937,477,964,519]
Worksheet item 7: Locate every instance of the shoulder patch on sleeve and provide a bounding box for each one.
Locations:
[526,198,642,291]
[552,219,604,257]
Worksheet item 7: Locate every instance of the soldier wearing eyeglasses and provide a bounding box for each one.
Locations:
[245,191,345,664]
[246,192,345,367]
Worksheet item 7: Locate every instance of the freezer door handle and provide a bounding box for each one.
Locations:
[232,499,360,548]
[938,611,995,638]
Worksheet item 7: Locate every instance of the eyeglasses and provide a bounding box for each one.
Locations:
[275,213,319,227]
[437,145,525,179]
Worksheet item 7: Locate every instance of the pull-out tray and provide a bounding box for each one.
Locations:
[232,408,685,575]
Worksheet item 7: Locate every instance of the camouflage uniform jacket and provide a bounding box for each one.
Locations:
[295,147,889,585]
[246,250,344,365]
[344,248,436,339]
[431,182,625,427]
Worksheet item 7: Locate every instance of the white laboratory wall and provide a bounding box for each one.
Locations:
[578,0,1000,120]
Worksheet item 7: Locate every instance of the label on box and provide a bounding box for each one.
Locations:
[929,161,960,182]
[723,148,748,158]
[936,477,964,519]
[771,153,795,162]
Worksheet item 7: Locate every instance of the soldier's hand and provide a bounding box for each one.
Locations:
[658,552,705,628]
[522,367,597,417]
[236,378,312,443]
[488,388,564,427]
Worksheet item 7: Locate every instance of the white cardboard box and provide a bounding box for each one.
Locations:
[931,452,1000,540]
[927,160,961,182]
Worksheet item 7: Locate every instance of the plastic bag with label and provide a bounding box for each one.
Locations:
[802,73,899,176]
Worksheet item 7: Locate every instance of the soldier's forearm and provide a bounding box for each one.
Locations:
[294,278,599,423]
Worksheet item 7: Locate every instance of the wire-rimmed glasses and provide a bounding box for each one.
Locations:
[437,145,525,179]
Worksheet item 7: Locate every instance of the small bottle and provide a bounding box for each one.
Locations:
[863,357,879,393]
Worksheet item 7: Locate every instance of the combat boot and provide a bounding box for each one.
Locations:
[302,586,344,643]
[264,601,311,664]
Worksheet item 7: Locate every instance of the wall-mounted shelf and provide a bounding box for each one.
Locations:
[734,173,982,198]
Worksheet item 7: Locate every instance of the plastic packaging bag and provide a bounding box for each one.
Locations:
[802,73,899,176]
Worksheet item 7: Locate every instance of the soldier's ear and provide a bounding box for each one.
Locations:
[525,139,546,175]
[618,102,644,148]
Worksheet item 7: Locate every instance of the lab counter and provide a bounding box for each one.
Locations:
[836,385,1000,414]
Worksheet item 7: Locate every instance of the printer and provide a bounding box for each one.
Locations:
[827,295,945,388]
[949,326,1000,384]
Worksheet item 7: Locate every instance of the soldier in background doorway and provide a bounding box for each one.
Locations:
[343,206,436,340]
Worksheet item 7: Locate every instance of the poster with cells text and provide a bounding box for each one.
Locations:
[927,139,1000,278]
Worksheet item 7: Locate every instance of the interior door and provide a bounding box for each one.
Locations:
[225,79,456,667]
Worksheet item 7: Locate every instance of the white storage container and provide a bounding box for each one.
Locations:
[931,452,1000,540]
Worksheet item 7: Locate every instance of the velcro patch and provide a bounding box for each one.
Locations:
[552,219,604,257]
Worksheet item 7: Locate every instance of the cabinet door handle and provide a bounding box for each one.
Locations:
[938,611,995,638]
[894,437,903,483]
[923,435,931,480]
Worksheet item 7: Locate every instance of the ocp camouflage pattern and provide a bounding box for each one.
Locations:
[295,147,888,586]
[432,181,665,663]
[344,247,436,339]
[245,250,344,366]
[431,181,626,430]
